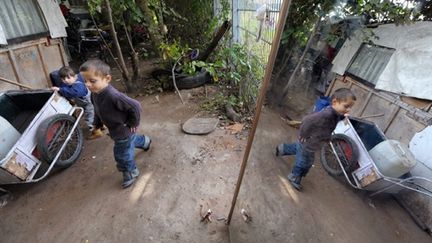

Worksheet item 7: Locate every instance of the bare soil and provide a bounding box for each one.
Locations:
[0,79,430,242]
[228,107,431,243]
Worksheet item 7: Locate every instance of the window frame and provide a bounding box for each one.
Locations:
[345,43,395,87]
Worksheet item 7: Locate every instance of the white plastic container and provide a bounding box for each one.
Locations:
[369,140,416,178]
[0,116,21,160]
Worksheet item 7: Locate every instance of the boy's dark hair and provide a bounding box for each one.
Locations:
[58,66,76,79]
[79,59,111,77]
[331,88,356,101]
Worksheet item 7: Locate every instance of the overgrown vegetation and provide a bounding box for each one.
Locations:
[84,0,265,119]
[156,0,263,117]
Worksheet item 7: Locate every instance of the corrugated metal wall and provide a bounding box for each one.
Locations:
[0,0,48,40]
[346,44,395,85]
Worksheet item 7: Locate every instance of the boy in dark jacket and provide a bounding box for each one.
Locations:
[276,88,356,191]
[79,59,152,188]
[50,66,103,140]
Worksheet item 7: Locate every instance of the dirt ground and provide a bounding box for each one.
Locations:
[0,87,430,242]
[0,89,244,243]
[229,107,431,243]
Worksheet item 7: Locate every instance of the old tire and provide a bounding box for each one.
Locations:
[320,134,359,176]
[175,70,211,89]
[36,114,83,168]
[152,69,212,90]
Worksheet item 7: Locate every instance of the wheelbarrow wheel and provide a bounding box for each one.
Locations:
[320,134,359,176]
[36,114,83,168]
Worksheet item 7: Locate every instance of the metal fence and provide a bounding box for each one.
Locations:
[215,0,283,65]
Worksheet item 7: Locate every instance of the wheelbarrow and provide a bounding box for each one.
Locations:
[0,90,84,191]
[320,117,432,198]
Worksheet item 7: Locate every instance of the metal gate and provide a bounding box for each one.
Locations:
[215,0,283,65]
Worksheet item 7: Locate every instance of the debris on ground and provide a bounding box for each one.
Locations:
[226,123,244,135]
[280,116,302,128]
[0,189,11,208]
[241,208,252,223]
[200,204,213,223]
[216,217,227,222]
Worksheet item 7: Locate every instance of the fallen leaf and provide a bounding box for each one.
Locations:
[227,123,244,134]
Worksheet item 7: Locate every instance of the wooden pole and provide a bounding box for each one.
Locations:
[226,0,292,225]
[0,76,33,89]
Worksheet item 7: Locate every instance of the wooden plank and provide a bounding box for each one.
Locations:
[384,106,400,133]
[401,96,432,110]
[14,46,48,88]
[0,76,33,89]
[350,83,370,117]
[37,44,50,87]
[325,77,338,96]
[0,53,19,91]
[57,41,68,66]
[357,91,372,117]
[0,39,46,53]
[7,50,23,90]
[385,110,425,145]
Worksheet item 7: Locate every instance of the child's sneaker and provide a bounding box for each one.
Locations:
[122,168,140,188]
[141,136,152,151]
[86,128,104,140]
[275,144,284,157]
[287,173,302,191]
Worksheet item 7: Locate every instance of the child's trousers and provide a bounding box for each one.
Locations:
[281,142,315,177]
[73,93,94,129]
[113,134,148,172]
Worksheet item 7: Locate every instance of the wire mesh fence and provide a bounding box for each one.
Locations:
[215,0,283,65]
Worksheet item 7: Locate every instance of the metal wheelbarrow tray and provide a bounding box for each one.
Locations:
[0,89,83,185]
[320,117,432,198]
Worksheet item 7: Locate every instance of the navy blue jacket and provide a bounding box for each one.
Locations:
[50,70,88,98]
[91,85,141,140]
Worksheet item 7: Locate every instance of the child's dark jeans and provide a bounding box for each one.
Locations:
[281,142,315,177]
[113,134,147,172]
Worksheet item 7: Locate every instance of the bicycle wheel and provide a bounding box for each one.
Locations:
[320,134,359,176]
[36,114,83,168]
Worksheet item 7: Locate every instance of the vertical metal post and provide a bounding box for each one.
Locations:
[214,0,219,16]
[226,0,292,225]
[232,0,240,43]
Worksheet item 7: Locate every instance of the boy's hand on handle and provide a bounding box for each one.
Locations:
[299,137,306,143]
[130,127,137,133]
[51,87,60,92]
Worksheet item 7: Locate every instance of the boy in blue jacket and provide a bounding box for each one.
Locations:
[50,66,103,139]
